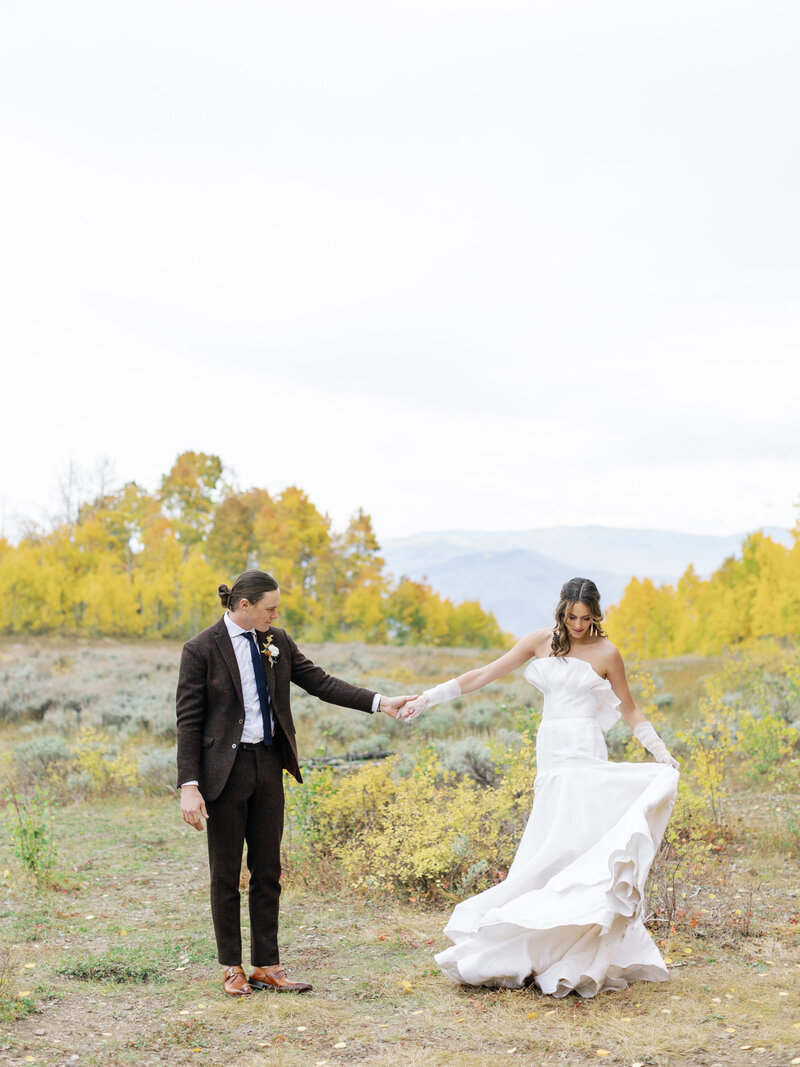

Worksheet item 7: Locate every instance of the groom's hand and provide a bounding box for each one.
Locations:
[379,694,419,719]
[180,784,209,831]
[396,694,431,723]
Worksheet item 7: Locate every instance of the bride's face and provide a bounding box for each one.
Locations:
[565,601,592,641]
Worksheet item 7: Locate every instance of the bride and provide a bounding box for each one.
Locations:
[397,577,680,998]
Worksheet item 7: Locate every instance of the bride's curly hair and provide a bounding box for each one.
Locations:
[551,577,607,657]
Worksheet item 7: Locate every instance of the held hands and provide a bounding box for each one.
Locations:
[180,784,209,831]
[379,694,420,719]
[395,679,462,724]
[396,694,431,722]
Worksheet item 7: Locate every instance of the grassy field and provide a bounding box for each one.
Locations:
[1,638,799,1066]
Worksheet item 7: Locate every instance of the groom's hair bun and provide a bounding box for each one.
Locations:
[219,570,279,612]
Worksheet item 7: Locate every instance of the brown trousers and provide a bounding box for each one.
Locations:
[206,742,284,966]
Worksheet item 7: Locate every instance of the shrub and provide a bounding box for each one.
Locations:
[677,687,737,828]
[137,745,178,794]
[436,737,499,786]
[67,727,139,795]
[736,711,798,782]
[646,780,719,933]
[285,740,537,901]
[12,736,72,785]
[4,785,58,887]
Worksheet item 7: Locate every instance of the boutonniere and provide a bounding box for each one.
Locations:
[261,632,280,668]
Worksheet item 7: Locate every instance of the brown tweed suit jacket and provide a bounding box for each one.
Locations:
[176,617,377,801]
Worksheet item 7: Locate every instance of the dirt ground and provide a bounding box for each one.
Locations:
[2,796,799,1067]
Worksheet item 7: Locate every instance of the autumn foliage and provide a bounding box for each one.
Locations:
[606,524,800,658]
[0,452,507,646]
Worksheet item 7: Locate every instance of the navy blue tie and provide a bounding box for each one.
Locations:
[243,631,273,746]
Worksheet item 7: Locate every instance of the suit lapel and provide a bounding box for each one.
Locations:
[213,618,245,709]
[256,629,277,702]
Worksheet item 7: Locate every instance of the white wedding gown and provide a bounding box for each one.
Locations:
[435,656,679,998]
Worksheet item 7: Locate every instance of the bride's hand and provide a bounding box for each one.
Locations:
[396,694,431,723]
[654,749,680,771]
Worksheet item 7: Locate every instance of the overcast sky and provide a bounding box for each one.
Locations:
[1,0,798,544]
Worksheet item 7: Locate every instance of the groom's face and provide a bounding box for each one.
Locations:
[240,589,281,631]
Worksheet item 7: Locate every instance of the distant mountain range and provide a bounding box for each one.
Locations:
[380,525,793,637]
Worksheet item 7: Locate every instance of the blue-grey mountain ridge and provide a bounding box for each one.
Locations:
[380,525,792,637]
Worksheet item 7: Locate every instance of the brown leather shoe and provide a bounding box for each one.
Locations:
[222,965,252,996]
[248,965,312,993]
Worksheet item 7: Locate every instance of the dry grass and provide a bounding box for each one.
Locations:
[0,796,798,1066]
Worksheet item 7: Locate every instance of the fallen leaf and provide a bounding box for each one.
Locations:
[411,1010,424,1016]
[333,1042,347,1049]
[544,1010,556,1016]
[24,963,36,969]
[739,1046,752,1051]
[297,1026,307,1032]
[527,1011,538,1019]
[595,1052,610,1058]
[18,991,32,997]
[663,957,674,964]
[507,1049,517,1055]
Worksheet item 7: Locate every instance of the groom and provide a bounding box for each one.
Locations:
[176,569,415,996]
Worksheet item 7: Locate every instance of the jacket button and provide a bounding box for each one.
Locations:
[238,719,244,724]
[231,743,237,749]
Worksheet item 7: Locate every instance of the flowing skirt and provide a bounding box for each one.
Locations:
[435,719,680,997]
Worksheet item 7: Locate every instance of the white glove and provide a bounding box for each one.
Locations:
[633,721,680,770]
[396,679,461,723]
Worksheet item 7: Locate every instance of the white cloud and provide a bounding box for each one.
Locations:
[1,0,798,543]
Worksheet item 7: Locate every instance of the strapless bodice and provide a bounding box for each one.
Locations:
[523,656,621,732]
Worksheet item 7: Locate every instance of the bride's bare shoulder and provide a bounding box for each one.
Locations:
[521,627,554,659]
[595,637,624,670]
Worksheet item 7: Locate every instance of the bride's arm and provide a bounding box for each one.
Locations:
[605,647,679,769]
[604,648,646,727]
[455,631,543,693]
[397,629,548,721]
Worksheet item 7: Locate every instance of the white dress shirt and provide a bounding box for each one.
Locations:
[223,611,274,743]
